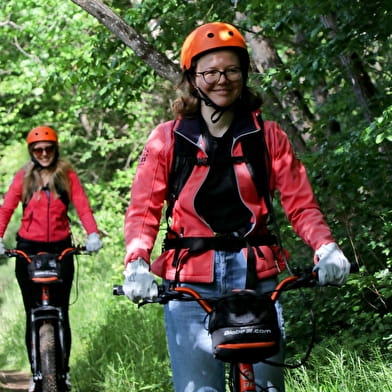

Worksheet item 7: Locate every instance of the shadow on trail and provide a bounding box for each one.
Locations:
[0,370,29,392]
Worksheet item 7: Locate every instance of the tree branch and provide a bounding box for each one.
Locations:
[70,0,180,83]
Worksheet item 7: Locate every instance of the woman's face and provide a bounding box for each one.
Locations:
[194,49,243,108]
[31,142,56,167]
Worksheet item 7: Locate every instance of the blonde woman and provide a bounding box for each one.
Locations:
[0,125,102,391]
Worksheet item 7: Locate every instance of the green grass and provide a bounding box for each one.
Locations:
[0,248,391,391]
[64,250,172,391]
[0,259,30,371]
[285,348,392,392]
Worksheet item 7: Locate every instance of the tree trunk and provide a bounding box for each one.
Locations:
[320,14,376,124]
[235,14,313,153]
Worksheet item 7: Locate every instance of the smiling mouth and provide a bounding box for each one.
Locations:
[38,158,52,163]
[214,89,231,94]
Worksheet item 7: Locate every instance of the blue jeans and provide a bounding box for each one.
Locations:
[164,250,285,392]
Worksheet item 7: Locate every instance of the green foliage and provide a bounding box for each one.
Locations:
[0,0,171,186]
[1,0,95,138]
[242,0,392,129]
[0,141,28,192]
[280,105,392,355]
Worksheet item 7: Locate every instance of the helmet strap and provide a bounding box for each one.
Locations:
[31,156,45,170]
[196,88,227,124]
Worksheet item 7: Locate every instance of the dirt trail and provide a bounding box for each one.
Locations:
[0,370,29,391]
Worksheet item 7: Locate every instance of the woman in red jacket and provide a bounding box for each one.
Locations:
[122,23,350,392]
[0,125,102,391]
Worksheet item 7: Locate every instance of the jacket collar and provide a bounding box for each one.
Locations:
[174,110,262,145]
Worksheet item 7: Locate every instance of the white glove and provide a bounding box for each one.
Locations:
[314,242,350,286]
[123,257,158,303]
[85,233,102,252]
[0,238,5,256]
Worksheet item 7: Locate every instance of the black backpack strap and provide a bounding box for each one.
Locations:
[240,113,272,207]
[240,113,278,289]
[251,114,289,275]
[56,184,70,207]
[163,234,277,252]
[166,125,208,225]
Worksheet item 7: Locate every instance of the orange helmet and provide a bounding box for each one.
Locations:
[27,126,58,145]
[180,22,248,71]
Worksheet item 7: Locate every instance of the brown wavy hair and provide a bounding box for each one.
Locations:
[21,158,72,205]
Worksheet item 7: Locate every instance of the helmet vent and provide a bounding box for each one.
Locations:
[207,33,214,38]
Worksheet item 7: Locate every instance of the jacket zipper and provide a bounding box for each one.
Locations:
[46,190,51,242]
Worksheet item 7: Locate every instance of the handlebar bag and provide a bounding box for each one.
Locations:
[208,290,280,363]
[28,253,61,283]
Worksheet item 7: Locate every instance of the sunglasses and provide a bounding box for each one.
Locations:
[32,145,55,157]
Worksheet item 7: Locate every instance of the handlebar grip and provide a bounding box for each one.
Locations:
[113,285,124,296]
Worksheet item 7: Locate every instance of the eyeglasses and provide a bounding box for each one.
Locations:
[32,145,55,157]
[195,67,242,84]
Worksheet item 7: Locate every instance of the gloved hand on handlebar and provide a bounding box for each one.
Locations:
[85,233,102,252]
[0,238,5,256]
[314,242,350,286]
[123,257,158,303]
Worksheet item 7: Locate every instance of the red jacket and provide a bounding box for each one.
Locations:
[0,168,99,242]
[124,111,334,282]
